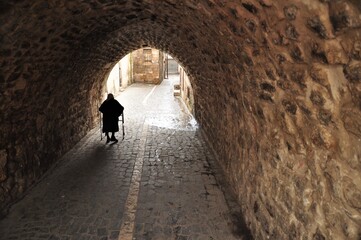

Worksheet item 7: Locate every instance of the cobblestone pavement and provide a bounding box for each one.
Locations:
[0,75,251,240]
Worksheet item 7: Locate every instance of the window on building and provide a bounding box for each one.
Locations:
[143,48,152,62]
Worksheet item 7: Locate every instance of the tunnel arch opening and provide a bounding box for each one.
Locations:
[101,47,196,117]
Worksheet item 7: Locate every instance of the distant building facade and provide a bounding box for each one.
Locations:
[132,48,165,84]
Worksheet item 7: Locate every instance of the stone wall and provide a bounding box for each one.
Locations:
[0,0,360,239]
[106,53,133,95]
[180,66,194,115]
[132,48,164,84]
[106,62,121,95]
[119,53,133,90]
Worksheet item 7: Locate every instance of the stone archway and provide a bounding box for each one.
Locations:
[1,1,360,239]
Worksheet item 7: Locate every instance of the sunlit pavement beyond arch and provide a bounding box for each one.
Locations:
[0,75,251,240]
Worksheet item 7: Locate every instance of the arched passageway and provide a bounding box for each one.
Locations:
[0,1,360,239]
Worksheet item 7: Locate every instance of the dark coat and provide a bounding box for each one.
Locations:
[99,99,124,133]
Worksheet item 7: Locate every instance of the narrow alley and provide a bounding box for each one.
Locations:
[0,76,251,240]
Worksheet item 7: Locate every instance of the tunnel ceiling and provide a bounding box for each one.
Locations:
[1,0,361,239]
[1,0,226,88]
[2,0,360,104]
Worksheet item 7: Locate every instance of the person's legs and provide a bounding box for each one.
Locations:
[105,132,111,143]
[110,132,118,142]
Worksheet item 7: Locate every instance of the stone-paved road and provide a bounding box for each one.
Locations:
[0,75,252,240]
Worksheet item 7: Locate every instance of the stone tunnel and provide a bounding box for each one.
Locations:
[1,0,361,239]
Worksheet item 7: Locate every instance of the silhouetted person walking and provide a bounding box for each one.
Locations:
[99,93,124,143]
